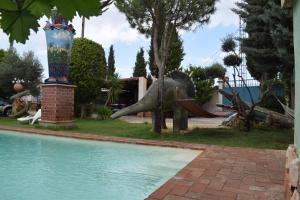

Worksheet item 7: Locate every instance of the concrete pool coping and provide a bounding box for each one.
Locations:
[0,125,286,200]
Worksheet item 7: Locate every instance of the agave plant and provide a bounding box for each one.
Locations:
[105,73,123,106]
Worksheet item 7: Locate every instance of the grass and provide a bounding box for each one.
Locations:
[0,117,293,150]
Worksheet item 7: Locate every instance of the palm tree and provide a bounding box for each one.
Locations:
[105,73,123,106]
[81,0,113,38]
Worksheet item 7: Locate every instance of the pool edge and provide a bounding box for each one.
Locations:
[0,125,208,151]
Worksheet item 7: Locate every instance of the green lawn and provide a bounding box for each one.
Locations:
[0,117,293,150]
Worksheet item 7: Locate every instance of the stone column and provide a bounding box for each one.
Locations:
[217,79,224,111]
[138,77,147,100]
[137,77,148,117]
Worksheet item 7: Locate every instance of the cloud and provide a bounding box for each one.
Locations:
[208,0,239,28]
[72,5,146,48]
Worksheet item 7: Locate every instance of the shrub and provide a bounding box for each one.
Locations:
[260,95,286,114]
[69,38,106,118]
[260,80,286,113]
[185,63,226,105]
[95,105,112,120]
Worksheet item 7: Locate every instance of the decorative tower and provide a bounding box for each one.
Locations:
[40,8,76,128]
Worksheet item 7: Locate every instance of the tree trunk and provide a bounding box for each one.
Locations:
[290,70,295,109]
[81,17,85,38]
[152,17,163,134]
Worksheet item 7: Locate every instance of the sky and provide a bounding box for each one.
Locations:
[0,0,240,79]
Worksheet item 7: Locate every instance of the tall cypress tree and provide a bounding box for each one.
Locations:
[133,48,147,77]
[107,45,115,77]
[265,1,294,107]
[102,50,107,79]
[234,0,280,82]
[166,31,185,74]
[149,30,185,77]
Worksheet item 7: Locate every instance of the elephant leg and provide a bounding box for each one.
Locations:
[173,106,188,133]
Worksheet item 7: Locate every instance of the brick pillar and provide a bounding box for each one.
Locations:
[40,84,76,127]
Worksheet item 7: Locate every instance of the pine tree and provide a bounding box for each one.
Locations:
[264,1,294,107]
[234,0,280,82]
[133,48,147,77]
[107,45,115,77]
[149,30,184,77]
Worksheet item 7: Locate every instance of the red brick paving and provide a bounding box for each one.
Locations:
[148,147,285,200]
[0,125,286,200]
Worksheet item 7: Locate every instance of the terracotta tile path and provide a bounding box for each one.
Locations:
[0,125,286,200]
[147,147,286,200]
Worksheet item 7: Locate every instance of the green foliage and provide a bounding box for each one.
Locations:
[107,45,115,77]
[194,79,215,104]
[102,51,107,77]
[264,1,294,106]
[0,49,6,62]
[0,48,43,98]
[0,0,101,43]
[260,80,286,113]
[222,36,236,53]
[222,36,242,68]
[260,95,286,114]
[95,105,112,120]
[264,1,293,79]
[69,38,106,109]
[106,74,123,105]
[224,54,242,67]
[205,63,227,79]
[149,31,185,77]
[261,79,285,92]
[133,48,147,77]
[234,0,281,81]
[185,63,226,104]
[116,0,217,35]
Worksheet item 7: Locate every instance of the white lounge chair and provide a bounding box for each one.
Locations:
[17,115,34,124]
[17,109,41,125]
[31,109,41,125]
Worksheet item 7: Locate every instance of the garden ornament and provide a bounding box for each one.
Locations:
[44,7,75,83]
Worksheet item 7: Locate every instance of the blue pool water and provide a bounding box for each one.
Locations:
[0,130,199,200]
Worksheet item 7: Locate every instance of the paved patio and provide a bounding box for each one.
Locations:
[0,125,286,200]
[146,147,285,200]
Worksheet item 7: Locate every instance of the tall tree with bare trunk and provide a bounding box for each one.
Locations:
[116,0,217,133]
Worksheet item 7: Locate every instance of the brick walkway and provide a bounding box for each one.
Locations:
[0,125,286,200]
[146,147,285,200]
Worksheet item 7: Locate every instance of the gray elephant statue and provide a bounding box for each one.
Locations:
[111,71,195,132]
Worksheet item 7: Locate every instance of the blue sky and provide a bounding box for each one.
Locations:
[0,0,240,79]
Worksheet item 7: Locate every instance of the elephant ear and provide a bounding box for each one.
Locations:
[167,71,195,98]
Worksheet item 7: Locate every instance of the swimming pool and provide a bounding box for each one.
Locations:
[0,130,199,200]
